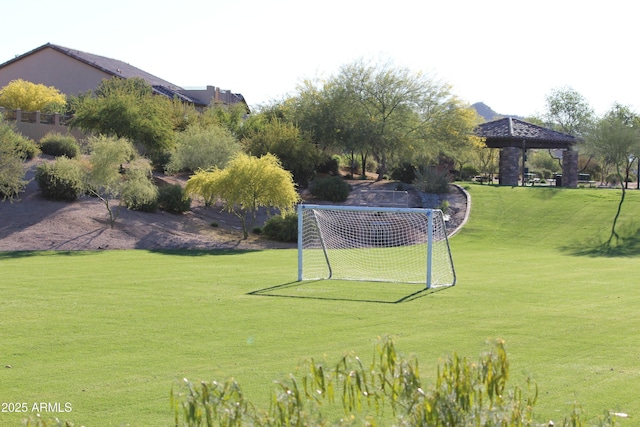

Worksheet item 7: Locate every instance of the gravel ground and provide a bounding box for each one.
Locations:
[0,159,468,251]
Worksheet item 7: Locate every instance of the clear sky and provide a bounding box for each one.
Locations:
[1,0,637,117]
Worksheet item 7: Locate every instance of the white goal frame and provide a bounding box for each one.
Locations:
[297,204,456,289]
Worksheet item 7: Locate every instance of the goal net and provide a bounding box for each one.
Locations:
[297,204,456,288]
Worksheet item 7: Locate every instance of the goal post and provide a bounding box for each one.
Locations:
[297,204,456,288]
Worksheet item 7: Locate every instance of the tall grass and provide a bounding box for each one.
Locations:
[1,185,639,425]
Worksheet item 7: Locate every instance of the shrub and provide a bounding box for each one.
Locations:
[459,165,479,181]
[390,162,417,183]
[0,120,31,199]
[120,161,159,212]
[309,176,351,202]
[165,124,241,173]
[0,120,40,160]
[39,132,80,158]
[413,166,451,194]
[261,212,298,242]
[438,199,450,215]
[14,136,40,160]
[316,154,340,175]
[157,184,191,213]
[35,157,84,201]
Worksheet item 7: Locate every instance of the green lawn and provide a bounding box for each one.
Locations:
[1,184,639,426]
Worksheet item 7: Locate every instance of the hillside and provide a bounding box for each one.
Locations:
[0,158,468,251]
[471,101,524,122]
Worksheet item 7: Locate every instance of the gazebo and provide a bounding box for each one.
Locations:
[475,117,579,187]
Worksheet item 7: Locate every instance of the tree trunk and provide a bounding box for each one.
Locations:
[376,155,387,181]
[607,168,625,246]
[359,152,368,179]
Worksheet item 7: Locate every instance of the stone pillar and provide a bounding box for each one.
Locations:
[562,149,578,188]
[499,147,520,186]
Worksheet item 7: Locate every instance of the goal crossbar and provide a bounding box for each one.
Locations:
[297,204,456,288]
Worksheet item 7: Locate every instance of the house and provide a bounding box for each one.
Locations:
[0,43,246,110]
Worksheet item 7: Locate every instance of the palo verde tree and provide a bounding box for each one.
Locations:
[185,153,300,239]
[584,103,640,247]
[69,77,175,155]
[84,135,156,228]
[0,79,66,113]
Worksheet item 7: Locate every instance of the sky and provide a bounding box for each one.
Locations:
[1,0,637,117]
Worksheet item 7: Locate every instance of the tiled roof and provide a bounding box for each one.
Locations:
[475,117,577,149]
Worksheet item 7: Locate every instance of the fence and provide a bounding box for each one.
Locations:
[0,107,83,141]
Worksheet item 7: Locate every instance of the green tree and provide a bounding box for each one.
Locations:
[69,77,175,154]
[0,79,66,113]
[584,104,640,246]
[287,78,343,153]
[316,58,455,180]
[185,153,300,239]
[278,63,471,181]
[84,135,156,227]
[243,118,319,186]
[200,102,250,138]
[544,86,595,137]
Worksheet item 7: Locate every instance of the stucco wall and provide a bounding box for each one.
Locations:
[0,48,111,96]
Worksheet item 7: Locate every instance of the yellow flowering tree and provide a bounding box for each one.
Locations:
[185,153,300,239]
[0,79,66,113]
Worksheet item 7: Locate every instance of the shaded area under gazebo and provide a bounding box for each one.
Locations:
[475,117,579,187]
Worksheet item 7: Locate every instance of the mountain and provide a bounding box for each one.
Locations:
[471,102,502,121]
[471,102,524,122]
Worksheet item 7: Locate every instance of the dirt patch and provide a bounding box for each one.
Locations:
[0,160,468,251]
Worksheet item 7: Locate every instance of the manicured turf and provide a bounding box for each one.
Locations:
[1,185,639,426]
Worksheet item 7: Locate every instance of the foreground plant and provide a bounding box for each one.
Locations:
[171,337,621,426]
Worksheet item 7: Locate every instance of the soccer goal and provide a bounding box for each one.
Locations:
[297,204,456,288]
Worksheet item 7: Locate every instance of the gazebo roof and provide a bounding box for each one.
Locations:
[475,117,578,149]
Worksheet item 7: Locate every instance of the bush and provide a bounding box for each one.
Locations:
[0,120,40,160]
[261,212,298,242]
[35,157,84,201]
[390,162,417,183]
[14,136,40,160]
[157,184,191,213]
[316,154,340,175]
[166,124,241,173]
[39,132,80,158]
[459,165,479,181]
[309,176,351,202]
[120,162,159,212]
[0,121,31,199]
[413,166,451,194]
